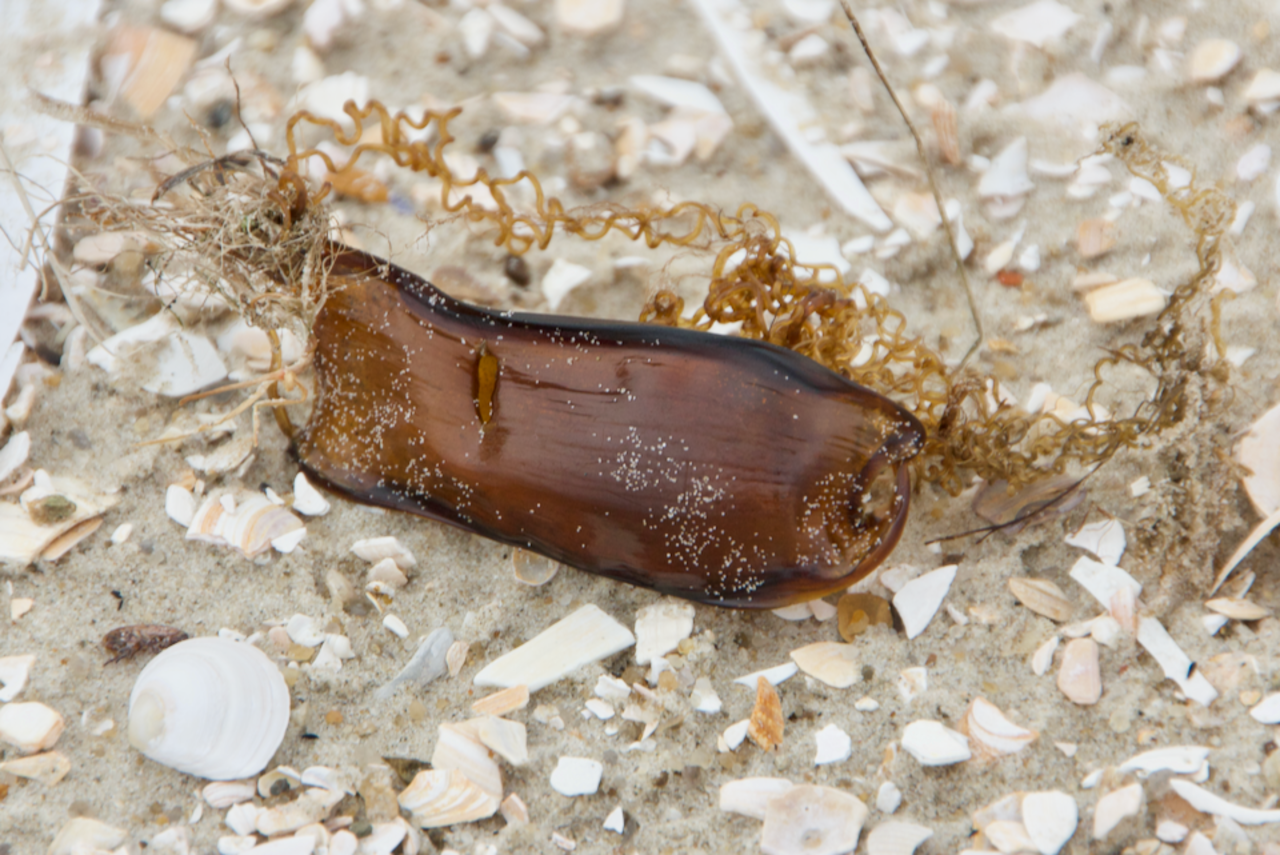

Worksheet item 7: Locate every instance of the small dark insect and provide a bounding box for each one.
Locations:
[102,624,189,665]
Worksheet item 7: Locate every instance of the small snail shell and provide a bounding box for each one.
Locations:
[127,637,290,780]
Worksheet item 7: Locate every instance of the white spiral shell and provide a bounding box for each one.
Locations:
[127,637,290,780]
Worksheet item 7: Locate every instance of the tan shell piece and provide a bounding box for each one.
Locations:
[960,698,1038,760]
[789,642,860,689]
[747,677,784,751]
[1057,639,1102,705]
[471,684,530,716]
[1205,598,1271,621]
[398,769,500,828]
[0,475,120,566]
[1008,577,1074,622]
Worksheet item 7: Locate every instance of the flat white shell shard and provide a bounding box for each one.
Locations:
[989,0,1080,48]
[813,724,852,765]
[897,667,928,702]
[984,821,1037,855]
[1169,779,1280,825]
[719,777,794,820]
[433,723,502,801]
[477,716,528,766]
[166,484,196,527]
[604,805,625,834]
[892,565,957,640]
[634,602,694,665]
[691,677,722,714]
[1057,638,1102,705]
[1135,617,1219,707]
[0,430,29,484]
[1237,402,1280,516]
[1014,73,1131,130]
[629,74,726,114]
[292,472,330,516]
[772,603,812,621]
[0,750,71,785]
[685,0,891,232]
[473,605,634,691]
[876,782,902,814]
[760,785,869,855]
[0,653,35,702]
[202,780,256,808]
[550,757,603,796]
[962,698,1038,757]
[901,720,971,766]
[351,536,417,570]
[721,719,750,752]
[1064,519,1126,565]
[1092,783,1144,839]
[1022,791,1078,855]
[1117,746,1210,777]
[127,637,289,780]
[789,642,859,688]
[733,663,798,687]
[398,768,499,828]
[865,821,933,855]
[48,819,128,855]
[1188,39,1242,83]
[286,614,326,647]
[1069,557,1141,610]
[376,627,454,700]
[0,701,65,753]
[1250,692,1280,723]
[977,138,1034,200]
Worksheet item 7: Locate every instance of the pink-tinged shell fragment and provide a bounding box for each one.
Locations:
[1057,639,1101,705]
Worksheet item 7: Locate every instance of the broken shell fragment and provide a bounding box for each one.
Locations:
[1205,597,1271,621]
[550,757,603,796]
[634,601,694,665]
[473,605,635,691]
[760,785,869,855]
[0,749,72,785]
[351,536,417,569]
[961,697,1038,759]
[892,565,956,639]
[901,720,970,766]
[292,472,330,516]
[789,642,860,689]
[0,653,35,702]
[1008,577,1074,622]
[1057,638,1102,705]
[747,677,785,751]
[127,637,290,779]
[1082,278,1166,323]
[398,769,499,828]
[719,777,794,819]
[1022,791,1079,855]
[1092,783,1144,840]
[0,701,65,753]
[865,821,933,855]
